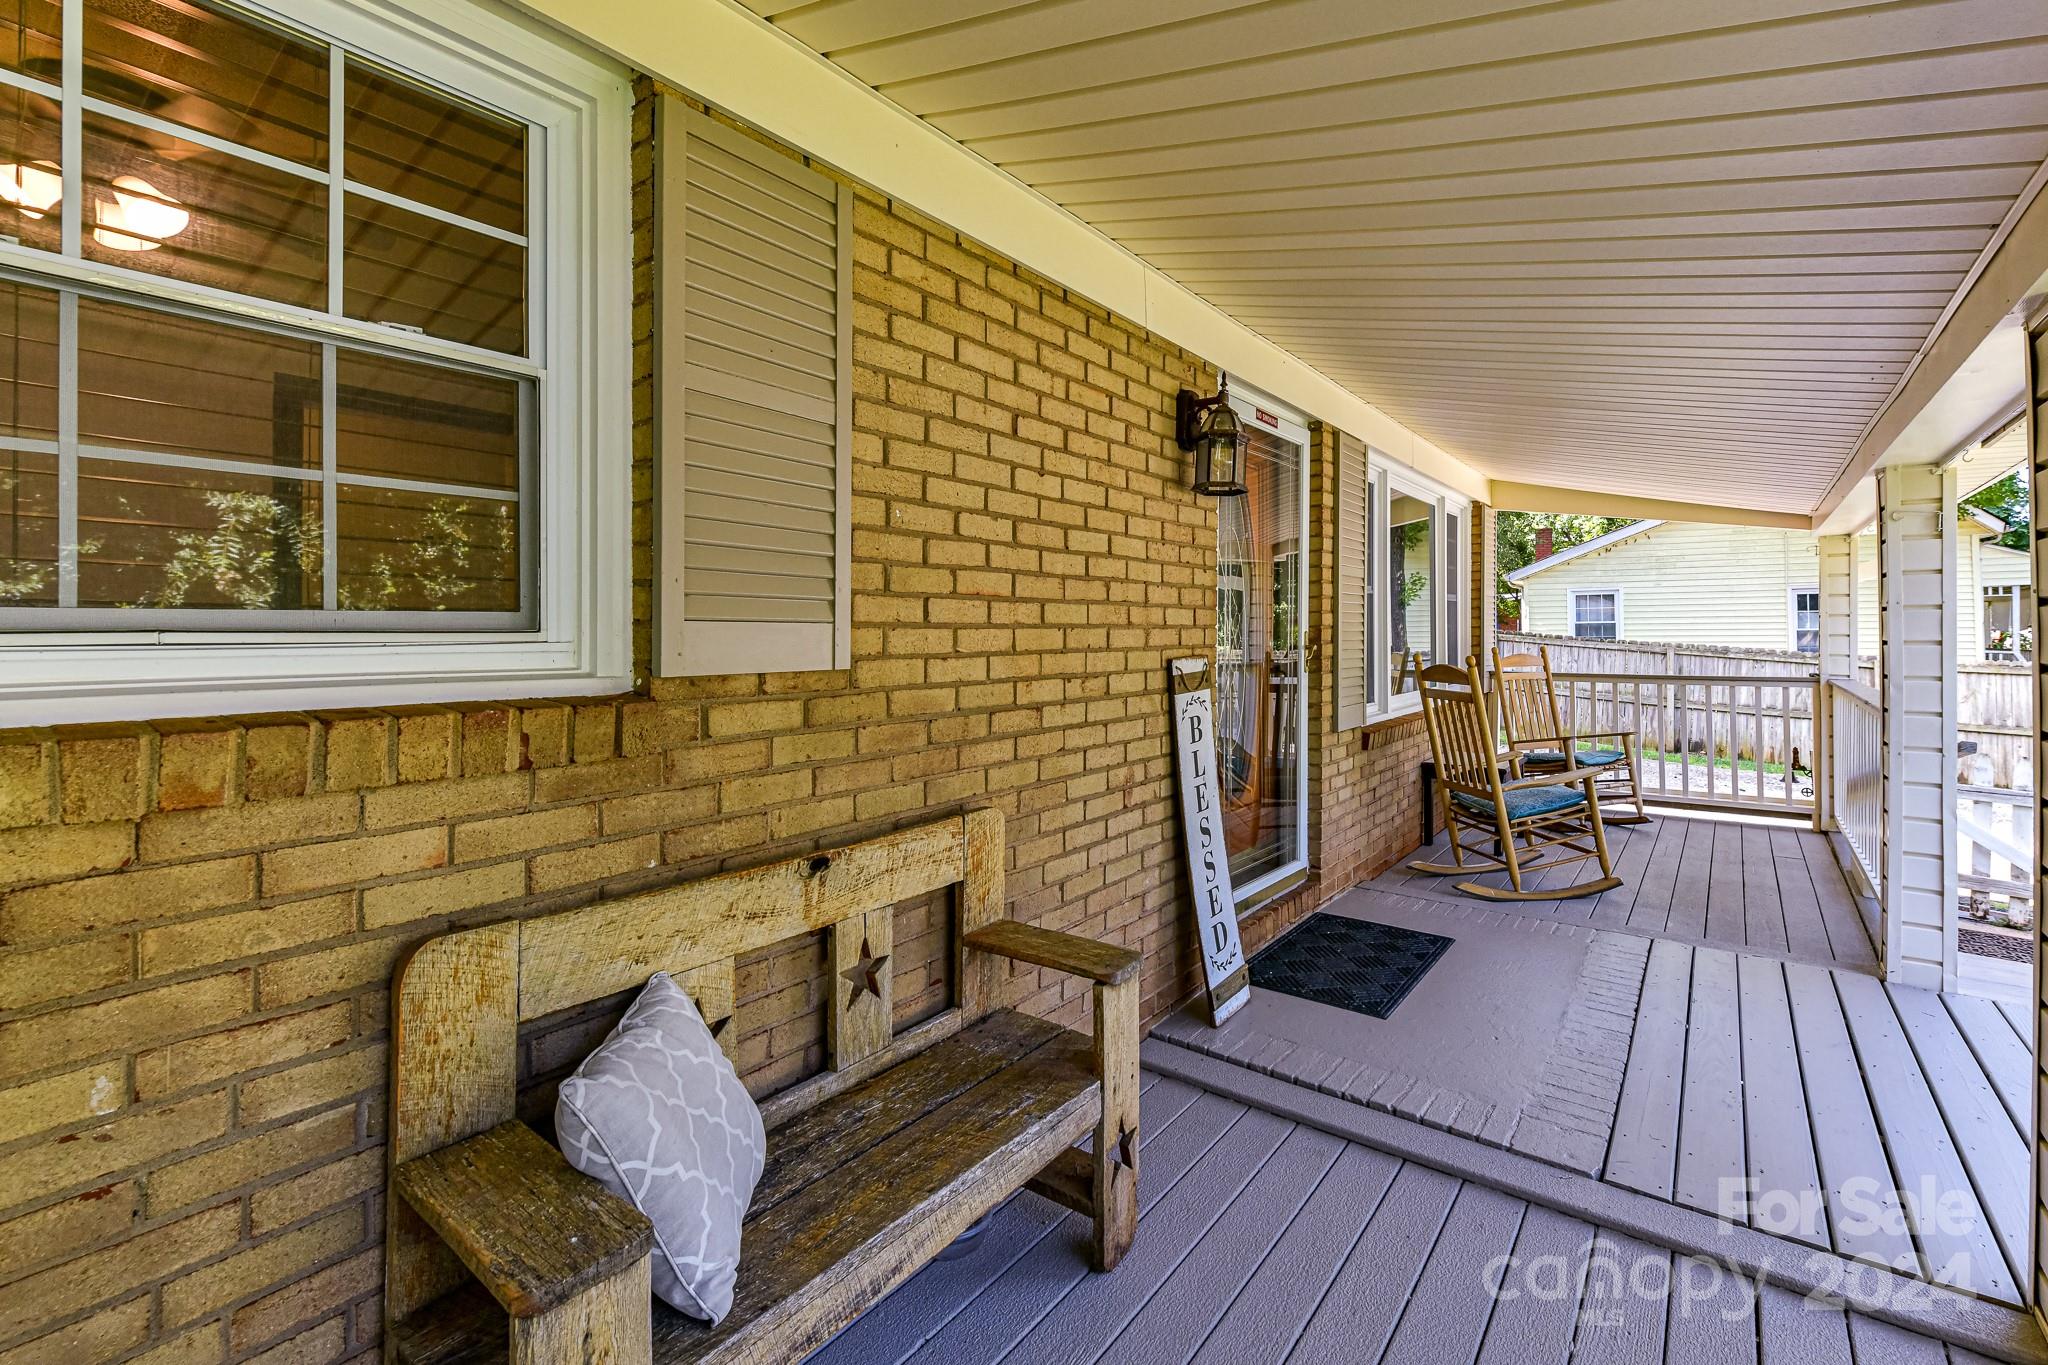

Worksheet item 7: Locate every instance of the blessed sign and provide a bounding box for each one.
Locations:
[1169,657,1250,1025]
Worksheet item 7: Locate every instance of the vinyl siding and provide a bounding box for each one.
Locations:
[1520,522,1878,655]
[1521,521,2032,661]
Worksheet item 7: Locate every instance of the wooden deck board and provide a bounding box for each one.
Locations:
[1798,829,1879,970]
[1185,1142,1400,1365]
[1944,995,2033,1137]
[1774,839,1837,964]
[1569,1229,1670,1364]
[1845,1313,1952,1364]
[1379,1182,1527,1364]
[1664,1254,1759,1365]
[994,1107,1295,1365]
[1673,948,1744,1216]
[1834,973,2019,1303]
[1369,813,1878,972]
[810,1074,1194,1364]
[1758,1283,1853,1365]
[1474,1205,1598,1365]
[1741,824,1790,954]
[1783,963,1921,1276]
[1606,939,1692,1200]
[1888,987,2029,1293]
[1704,823,1748,948]
[1096,1125,1345,1365]
[1625,816,1688,937]
[894,1091,1247,1365]
[1736,954,1830,1252]
[1286,1162,1461,1361]
[1664,819,1716,941]
[813,1055,2028,1365]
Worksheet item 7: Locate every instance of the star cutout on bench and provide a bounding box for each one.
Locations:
[1114,1121,1138,1171]
[841,938,890,1006]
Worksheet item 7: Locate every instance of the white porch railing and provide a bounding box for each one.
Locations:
[1956,783,2034,930]
[1547,671,1819,818]
[1828,677,1882,893]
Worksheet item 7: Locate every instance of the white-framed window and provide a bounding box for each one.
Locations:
[0,0,631,725]
[1790,587,1820,654]
[1340,451,1468,722]
[1570,589,1620,640]
[1983,584,2024,659]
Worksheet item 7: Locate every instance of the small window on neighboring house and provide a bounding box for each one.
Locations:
[1571,590,1619,640]
[1792,589,1820,653]
[654,99,852,676]
[0,0,631,724]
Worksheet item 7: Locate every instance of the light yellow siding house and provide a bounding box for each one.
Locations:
[1514,521,1901,656]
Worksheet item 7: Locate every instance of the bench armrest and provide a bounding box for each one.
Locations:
[394,1119,652,1319]
[962,920,1141,986]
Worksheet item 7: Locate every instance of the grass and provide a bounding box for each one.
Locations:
[1637,747,1800,779]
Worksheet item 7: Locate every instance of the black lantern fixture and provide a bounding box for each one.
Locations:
[1176,373,1249,497]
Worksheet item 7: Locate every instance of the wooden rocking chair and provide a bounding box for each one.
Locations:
[1492,645,1650,826]
[1410,654,1622,901]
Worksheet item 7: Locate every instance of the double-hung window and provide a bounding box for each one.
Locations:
[1338,447,1469,723]
[1790,588,1820,654]
[1571,590,1619,640]
[0,0,629,725]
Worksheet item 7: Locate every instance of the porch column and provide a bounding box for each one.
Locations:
[1814,534,1857,833]
[1471,503,1498,666]
[1877,461,1958,991]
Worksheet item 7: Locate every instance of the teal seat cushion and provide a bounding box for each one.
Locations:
[1451,784,1587,821]
[1521,748,1626,768]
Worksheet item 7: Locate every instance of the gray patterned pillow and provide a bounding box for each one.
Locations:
[556,972,767,1323]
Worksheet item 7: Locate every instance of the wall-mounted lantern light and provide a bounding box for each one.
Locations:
[1176,373,1249,497]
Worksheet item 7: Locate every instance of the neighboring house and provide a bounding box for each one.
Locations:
[1512,514,2028,661]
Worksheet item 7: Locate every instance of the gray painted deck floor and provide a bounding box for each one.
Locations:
[1368,814,1879,972]
[1157,885,2034,1307]
[806,1066,2007,1365]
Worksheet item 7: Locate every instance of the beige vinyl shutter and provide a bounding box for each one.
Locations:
[655,99,852,676]
[1336,433,1368,730]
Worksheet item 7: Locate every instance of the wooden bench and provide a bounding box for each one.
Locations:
[385,809,1142,1364]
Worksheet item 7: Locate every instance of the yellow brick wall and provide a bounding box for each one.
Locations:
[0,80,1471,1364]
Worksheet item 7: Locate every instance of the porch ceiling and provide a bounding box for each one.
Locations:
[733,0,2048,515]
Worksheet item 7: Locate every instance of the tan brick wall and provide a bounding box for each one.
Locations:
[0,79,1471,1364]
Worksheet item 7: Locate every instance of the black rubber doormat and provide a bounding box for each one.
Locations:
[1248,914,1454,1019]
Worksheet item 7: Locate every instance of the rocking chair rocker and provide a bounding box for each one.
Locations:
[1410,655,1622,902]
[1493,645,1650,826]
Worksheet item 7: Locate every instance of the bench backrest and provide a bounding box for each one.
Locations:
[385,808,1006,1327]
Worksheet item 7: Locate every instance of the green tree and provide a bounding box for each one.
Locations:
[1495,511,1636,624]
[1960,470,2029,550]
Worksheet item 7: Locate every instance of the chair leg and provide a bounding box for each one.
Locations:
[1499,817,1525,893]
[1585,781,1616,877]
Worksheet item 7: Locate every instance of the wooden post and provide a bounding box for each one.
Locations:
[959,808,1005,1021]
[1090,974,1139,1272]
[509,1258,653,1365]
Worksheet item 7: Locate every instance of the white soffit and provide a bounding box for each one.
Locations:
[730,0,2048,517]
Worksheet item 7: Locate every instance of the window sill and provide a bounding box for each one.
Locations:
[0,635,631,728]
[1361,707,1426,750]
